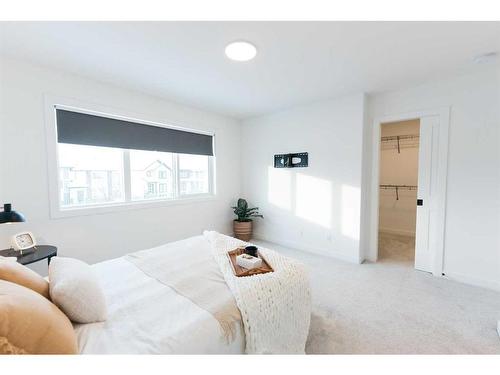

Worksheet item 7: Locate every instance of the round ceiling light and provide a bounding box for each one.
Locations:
[225,41,257,61]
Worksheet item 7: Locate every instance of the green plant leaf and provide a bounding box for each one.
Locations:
[231,198,263,221]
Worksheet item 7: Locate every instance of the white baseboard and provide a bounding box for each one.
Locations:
[379,227,416,237]
[443,271,500,292]
[252,232,361,264]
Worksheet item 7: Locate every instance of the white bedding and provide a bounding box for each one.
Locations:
[74,236,245,354]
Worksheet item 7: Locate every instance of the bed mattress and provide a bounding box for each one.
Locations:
[73,236,245,354]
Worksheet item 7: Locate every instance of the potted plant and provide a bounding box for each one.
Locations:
[232,198,263,241]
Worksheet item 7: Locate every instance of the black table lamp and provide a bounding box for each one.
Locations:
[0,203,26,224]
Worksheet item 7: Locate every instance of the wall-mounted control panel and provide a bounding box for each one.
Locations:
[274,152,308,168]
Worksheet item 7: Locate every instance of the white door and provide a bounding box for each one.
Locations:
[414,116,440,272]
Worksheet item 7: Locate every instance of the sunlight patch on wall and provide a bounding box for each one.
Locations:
[295,173,332,228]
[341,184,360,240]
[267,166,292,210]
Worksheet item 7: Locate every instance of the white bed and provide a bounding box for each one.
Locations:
[74,236,245,354]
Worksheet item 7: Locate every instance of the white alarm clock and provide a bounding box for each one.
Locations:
[11,232,37,251]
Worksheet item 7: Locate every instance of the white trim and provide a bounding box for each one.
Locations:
[367,107,450,277]
[443,271,500,292]
[123,150,132,201]
[50,195,218,219]
[172,153,180,197]
[253,232,361,264]
[44,94,217,219]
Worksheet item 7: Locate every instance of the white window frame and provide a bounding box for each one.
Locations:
[44,95,216,219]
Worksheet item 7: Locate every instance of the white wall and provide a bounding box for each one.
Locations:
[0,57,241,275]
[1,55,497,292]
[368,67,500,290]
[379,120,420,236]
[241,94,366,263]
[241,67,499,290]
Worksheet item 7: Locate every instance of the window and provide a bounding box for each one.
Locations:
[147,182,157,195]
[178,153,209,195]
[58,143,124,208]
[52,105,214,215]
[130,149,175,200]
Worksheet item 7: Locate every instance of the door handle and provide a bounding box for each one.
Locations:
[417,199,423,206]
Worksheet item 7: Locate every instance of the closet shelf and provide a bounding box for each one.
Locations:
[381,134,419,153]
[380,184,417,200]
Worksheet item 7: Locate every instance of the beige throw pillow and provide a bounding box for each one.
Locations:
[49,257,107,323]
[0,259,50,299]
[0,280,78,354]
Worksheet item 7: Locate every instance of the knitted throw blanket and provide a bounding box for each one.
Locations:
[203,231,311,354]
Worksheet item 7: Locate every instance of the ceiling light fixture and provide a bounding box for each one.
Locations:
[225,41,257,62]
[473,52,497,64]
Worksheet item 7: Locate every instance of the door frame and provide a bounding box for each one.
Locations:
[368,107,450,276]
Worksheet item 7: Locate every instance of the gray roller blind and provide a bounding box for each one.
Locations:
[56,109,214,156]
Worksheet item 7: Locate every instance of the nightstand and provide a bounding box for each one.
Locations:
[0,245,57,266]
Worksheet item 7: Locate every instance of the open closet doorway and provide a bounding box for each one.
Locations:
[370,109,449,276]
[378,119,420,267]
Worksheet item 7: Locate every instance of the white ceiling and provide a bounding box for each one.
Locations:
[1,22,499,119]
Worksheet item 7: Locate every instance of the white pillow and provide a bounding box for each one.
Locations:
[49,257,107,323]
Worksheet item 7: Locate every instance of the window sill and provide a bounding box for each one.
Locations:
[50,194,218,219]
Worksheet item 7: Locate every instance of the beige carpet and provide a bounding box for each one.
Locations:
[254,234,500,354]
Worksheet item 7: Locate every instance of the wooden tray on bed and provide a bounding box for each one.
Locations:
[227,247,274,277]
